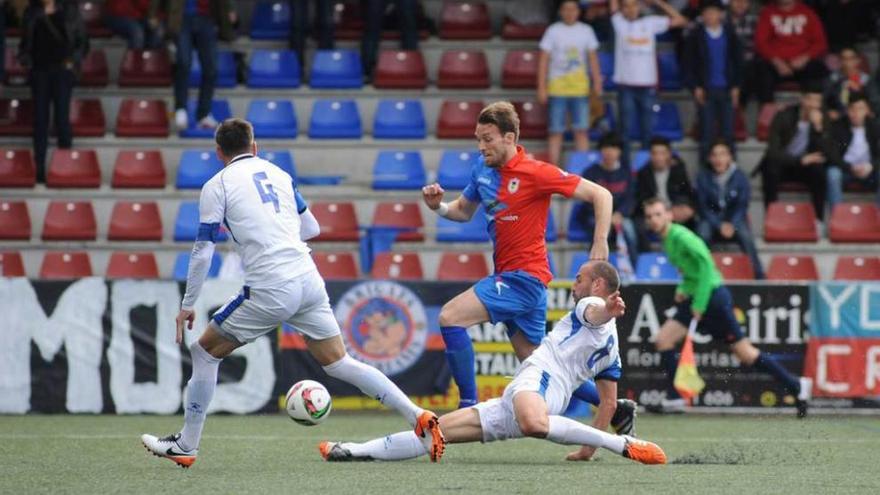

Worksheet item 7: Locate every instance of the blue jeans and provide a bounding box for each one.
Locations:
[617,86,655,163]
[175,15,217,120]
[697,219,765,279]
[700,88,735,161]
[104,15,161,49]
[826,166,880,211]
[547,96,589,134]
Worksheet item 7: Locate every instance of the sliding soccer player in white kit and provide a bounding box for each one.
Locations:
[141,118,445,468]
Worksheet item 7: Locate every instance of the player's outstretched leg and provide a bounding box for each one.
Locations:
[734,339,812,418]
[546,416,666,465]
[438,288,493,409]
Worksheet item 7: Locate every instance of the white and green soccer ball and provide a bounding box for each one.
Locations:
[285,380,332,426]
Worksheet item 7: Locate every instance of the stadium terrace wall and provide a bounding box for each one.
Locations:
[2,278,878,414]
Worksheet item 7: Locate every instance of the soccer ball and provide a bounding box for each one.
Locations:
[285,380,332,426]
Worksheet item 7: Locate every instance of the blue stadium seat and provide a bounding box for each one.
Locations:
[250,1,291,39]
[598,52,615,91]
[628,102,683,142]
[176,150,223,189]
[632,150,651,172]
[179,99,232,138]
[635,253,680,281]
[565,150,601,176]
[589,103,616,141]
[373,100,426,139]
[246,99,297,138]
[308,99,362,139]
[437,208,489,242]
[174,202,228,242]
[173,251,222,280]
[546,209,557,242]
[568,252,620,278]
[258,149,296,178]
[189,50,236,88]
[247,49,300,88]
[567,203,589,242]
[437,150,479,189]
[372,151,426,190]
[657,52,682,91]
[310,49,363,88]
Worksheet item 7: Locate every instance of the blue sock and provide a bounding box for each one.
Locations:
[441,326,477,408]
[660,350,681,399]
[752,352,800,395]
[572,380,601,406]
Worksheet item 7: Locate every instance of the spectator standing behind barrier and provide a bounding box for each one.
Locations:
[105,0,161,49]
[362,0,418,80]
[753,0,828,104]
[289,0,334,74]
[18,0,88,184]
[821,94,880,210]
[635,136,696,249]
[728,0,758,107]
[824,47,879,122]
[609,0,687,163]
[537,0,601,167]
[696,140,764,279]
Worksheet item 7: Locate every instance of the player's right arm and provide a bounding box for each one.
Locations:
[571,179,613,260]
[422,183,479,222]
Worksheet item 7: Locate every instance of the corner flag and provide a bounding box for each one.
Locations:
[674,319,705,402]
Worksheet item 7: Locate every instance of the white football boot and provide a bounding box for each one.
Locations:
[141,433,198,468]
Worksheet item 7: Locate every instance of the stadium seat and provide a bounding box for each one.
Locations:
[372,202,424,242]
[179,99,232,138]
[106,252,159,279]
[40,251,93,279]
[176,150,223,189]
[0,251,25,277]
[437,252,489,281]
[311,202,360,241]
[70,99,106,137]
[373,100,426,139]
[657,52,682,91]
[108,201,163,241]
[756,103,782,142]
[501,50,539,89]
[172,251,222,280]
[0,201,30,240]
[374,50,427,89]
[80,1,111,37]
[437,100,484,139]
[250,0,291,39]
[308,100,362,139]
[764,202,818,242]
[118,49,172,87]
[42,201,96,241]
[439,1,491,39]
[833,256,880,280]
[3,47,27,86]
[112,150,166,188]
[566,203,590,242]
[0,149,36,187]
[116,99,169,137]
[247,99,298,138]
[372,151,426,190]
[437,50,490,89]
[248,49,301,88]
[332,0,364,39]
[258,150,297,178]
[712,253,755,281]
[635,253,681,281]
[310,49,363,89]
[437,208,489,242]
[79,49,109,87]
[370,252,424,280]
[513,101,548,139]
[598,52,616,91]
[546,209,558,242]
[629,102,683,141]
[313,252,359,280]
[174,201,228,242]
[0,98,34,136]
[501,18,546,40]
[565,150,601,176]
[828,203,880,243]
[47,149,101,188]
[438,150,479,189]
[766,255,818,281]
[189,50,237,88]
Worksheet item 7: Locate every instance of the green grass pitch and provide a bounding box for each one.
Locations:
[2,413,879,494]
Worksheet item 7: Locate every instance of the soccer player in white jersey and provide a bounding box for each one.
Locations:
[319,261,667,465]
[141,119,444,468]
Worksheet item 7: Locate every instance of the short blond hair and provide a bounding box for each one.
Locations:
[478,101,520,141]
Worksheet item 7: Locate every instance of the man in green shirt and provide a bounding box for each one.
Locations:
[642,198,811,417]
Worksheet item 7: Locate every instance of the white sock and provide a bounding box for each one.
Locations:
[322,355,422,425]
[178,342,221,451]
[343,431,427,461]
[546,415,626,455]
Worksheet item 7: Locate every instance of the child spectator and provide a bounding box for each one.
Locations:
[824,47,879,121]
[728,0,758,107]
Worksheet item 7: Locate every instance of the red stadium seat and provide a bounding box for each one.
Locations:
[0,149,36,187]
[828,203,880,243]
[70,99,106,137]
[437,252,489,281]
[437,100,483,139]
[42,201,97,241]
[108,201,163,241]
[118,49,172,87]
[0,251,25,277]
[834,256,880,280]
[311,202,360,241]
[0,201,30,240]
[312,252,359,280]
[3,47,27,85]
[437,50,490,89]
[513,101,548,139]
[40,251,93,279]
[439,1,491,39]
[712,253,755,281]
[766,255,819,281]
[333,0,364,40]
[79,49,109,87]
[501,18,547,40]
[80,1,112,37]
[116,99,169,137]
[112,150,166,188]
[0,98,34,136]
[47,149,101,188]
[370,252,423,280]
[756,103,782,142]
[372,202,424,242]
[502,50,539,89]
[373,50,427,89]
[106,251,159,279]
[764,202,818,242]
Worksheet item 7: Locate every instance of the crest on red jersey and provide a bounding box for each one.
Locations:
[508,178,520,194]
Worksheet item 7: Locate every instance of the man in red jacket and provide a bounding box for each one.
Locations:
[753,0,828,103]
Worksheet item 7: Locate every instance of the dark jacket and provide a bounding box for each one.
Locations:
[17,1,88,71]
[820,117,880,178]
[683,22,744,90]
[696,166,750,228]
[824,71,880,117]
[635,157,695,216]
[758,104,825,173]
[149,0,235,41]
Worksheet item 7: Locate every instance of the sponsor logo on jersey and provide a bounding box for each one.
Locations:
[478,176,492,185]
[508,178,520,194]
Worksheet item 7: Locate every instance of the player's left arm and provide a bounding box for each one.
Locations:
[294,185,320,241]
[592,378,618,433]
[579,291,626,327]
[571,179,613,260]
